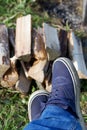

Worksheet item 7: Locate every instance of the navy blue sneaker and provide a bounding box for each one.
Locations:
[28,90,49,121]
[46,57,86,130]
[28,58,86,130]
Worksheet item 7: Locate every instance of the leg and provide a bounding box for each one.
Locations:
[24,58,86,130]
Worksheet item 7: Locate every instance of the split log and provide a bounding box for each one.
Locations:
[38,27,43,36]
[83,0,87,25]
[59,30,68,57]
[44,71,52,92]
[15,15,31,62]
[8,28,15,57]
[44,61,51,75]
[45,78,52,92]
[20,61,29,78]
[32,29,47,60]
[82,38,87,67]
[1,56,18,88]
[44,61,52,92]
[35,81,44,90]
[68,31,87,79]
[15,68,32,94]
[0,24,10,81]
[28,59,47,83]
[43,23,61,60]
[8,28,15,48]
[35,61,52,90]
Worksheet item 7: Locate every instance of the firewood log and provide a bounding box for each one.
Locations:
[82,38,87,67]
[20,61,29,78]
[83,0,87,25]
[0,24,10,81]
[8,28,15,57]
[45,79,52,92]
[1,56,18,88]
[15,67,32,94]
[35,81,44,90]
[32,29,47,60]
[15,15,31,62]
[59,29,68,57]
[28,59,47,83]
[37,27,43,36]
[68,31,87,79]
[44,61,50,75]
[45,72,52,92]
[44,61,52,92]
[35,61,52,90]
[43,23,61,60]
[8,28,15,48]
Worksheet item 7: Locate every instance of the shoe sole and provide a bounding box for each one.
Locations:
[53,57,86,130]
[28,89,49,121]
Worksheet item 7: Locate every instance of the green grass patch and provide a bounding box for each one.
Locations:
[0,0,49,28]
[0,88,29,130]
[0,85,87,130]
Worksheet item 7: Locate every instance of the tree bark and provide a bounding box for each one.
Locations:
[15,67,32,94]
[32,29,47,60]
[8,28,15,57]
[83,0,87,25]
[0,24,10,81]
[1,56,18,88]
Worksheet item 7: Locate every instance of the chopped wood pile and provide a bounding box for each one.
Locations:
[0,14,87,94]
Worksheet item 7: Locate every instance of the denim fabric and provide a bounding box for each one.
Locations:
[24,105,82,130]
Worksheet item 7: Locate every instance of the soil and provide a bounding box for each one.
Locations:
[33,0,83,29]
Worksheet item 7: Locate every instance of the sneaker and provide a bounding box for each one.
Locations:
[28,89,49,121]
[47,57,86,130]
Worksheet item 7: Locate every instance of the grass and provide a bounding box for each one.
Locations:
[0,0,49,28]
[0,87,29,130]
[0,85,37,130]
[0,84,87,130]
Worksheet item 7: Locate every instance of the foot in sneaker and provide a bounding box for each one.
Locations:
[28,90,49,121]
[46,57,86,130]
[28,57,86,130]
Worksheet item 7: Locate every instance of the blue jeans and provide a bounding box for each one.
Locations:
[24,105,82,130]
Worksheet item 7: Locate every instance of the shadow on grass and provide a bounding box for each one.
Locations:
[81,79,87,92]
